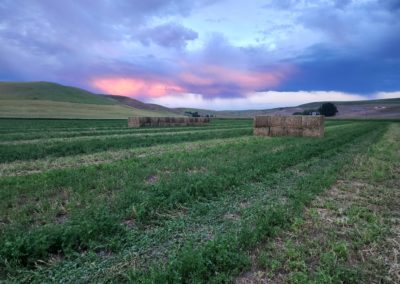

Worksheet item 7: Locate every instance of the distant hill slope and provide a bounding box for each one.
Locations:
[105,95,179,114]
[299,98,400,108]
[172,98,399,118]
[0,82,177,119]
[0,82,117,105]
[1,81,398,119]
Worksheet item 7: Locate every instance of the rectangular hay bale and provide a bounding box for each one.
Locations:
[270,126,287,136]
[285,116,302,128]
[302,116,324,128]
[128,116,210,127]
[254,116,271,128]
[128,117,140,128]
[270,116,285,127]
[252,115,324,138]
[287,128,303,136]
[254,127,270,136]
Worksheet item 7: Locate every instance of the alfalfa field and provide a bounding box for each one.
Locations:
[0,118,399,283]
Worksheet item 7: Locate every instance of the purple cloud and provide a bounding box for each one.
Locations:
[139,23,198,48]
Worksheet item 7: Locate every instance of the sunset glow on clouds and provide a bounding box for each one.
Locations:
[1,0,399,109]
[92,77,185,98]
[92,64,294,99]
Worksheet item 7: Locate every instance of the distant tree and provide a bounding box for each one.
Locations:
[192,111,200,117]
[293,112,303,115]
[318,103,338,117]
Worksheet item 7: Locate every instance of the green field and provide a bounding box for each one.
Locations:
[0,118,399,283]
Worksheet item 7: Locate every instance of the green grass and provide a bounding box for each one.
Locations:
[0,82,117,104]
[0,118,398,283]
[246,123,400,283]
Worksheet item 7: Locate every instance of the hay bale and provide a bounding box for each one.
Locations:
[254,127,270,136]
[254,116,271,128]
[128,117,140,128]
[253,115,324,137]
[287,128,303,136]
[285,116,302,128]
[270,116,285,127]
[270,126,287,136]
[129,116,209,127]
[302,116,324,128]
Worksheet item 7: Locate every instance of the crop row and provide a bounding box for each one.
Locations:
[0,124,250,144]
[0,127,253,163]
[0,122,385,276]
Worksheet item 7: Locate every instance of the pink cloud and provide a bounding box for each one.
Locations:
[91,77,185,97]
[91,64,294,98]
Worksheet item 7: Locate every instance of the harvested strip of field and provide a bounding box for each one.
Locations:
[0,119,344,144]
[0,121,252,142]
[0,136,255,177]
[0,120,390,282]
[0,118,251,134]
[0,122,356,172]
[0,126,250,146]
[0,127,253,163]
[236,123,400,283]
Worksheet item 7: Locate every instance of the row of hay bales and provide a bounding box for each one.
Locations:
[254,115,324,137]
[128,117,210,128]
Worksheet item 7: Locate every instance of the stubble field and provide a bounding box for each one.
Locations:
[0,118,399,283]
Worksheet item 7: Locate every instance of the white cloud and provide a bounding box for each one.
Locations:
[147,90,369,110]
[375,91,400,99]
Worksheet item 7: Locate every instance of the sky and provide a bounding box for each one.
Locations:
[0,0,400,110]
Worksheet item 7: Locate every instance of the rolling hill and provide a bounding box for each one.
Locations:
[105,95,179,114]
[0,81,399,119]
[171,98,400,118]
[0,82,177,119]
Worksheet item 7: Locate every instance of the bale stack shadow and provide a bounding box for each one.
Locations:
[128,117,210,128]
[254,115,324,137]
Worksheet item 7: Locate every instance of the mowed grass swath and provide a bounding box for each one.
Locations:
[0,118,399,283]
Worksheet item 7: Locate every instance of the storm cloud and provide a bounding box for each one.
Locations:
[0,0,399,108]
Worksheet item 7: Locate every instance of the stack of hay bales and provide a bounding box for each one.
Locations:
[253,115,324,137]
[128,117,210,128]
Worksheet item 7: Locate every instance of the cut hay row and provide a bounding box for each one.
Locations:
[0,126,250,146]
[128,116,210,128]
[0,136,256,177]
[253,115,324,137]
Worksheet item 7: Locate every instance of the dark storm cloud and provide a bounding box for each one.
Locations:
[277,44,400,94]
[0,0,208,87]
[0,0,399,100]
[138,23,198,48]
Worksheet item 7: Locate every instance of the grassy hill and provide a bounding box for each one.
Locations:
[1,81,398,119]
[0,82,177,119]
[106,95,179,114]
